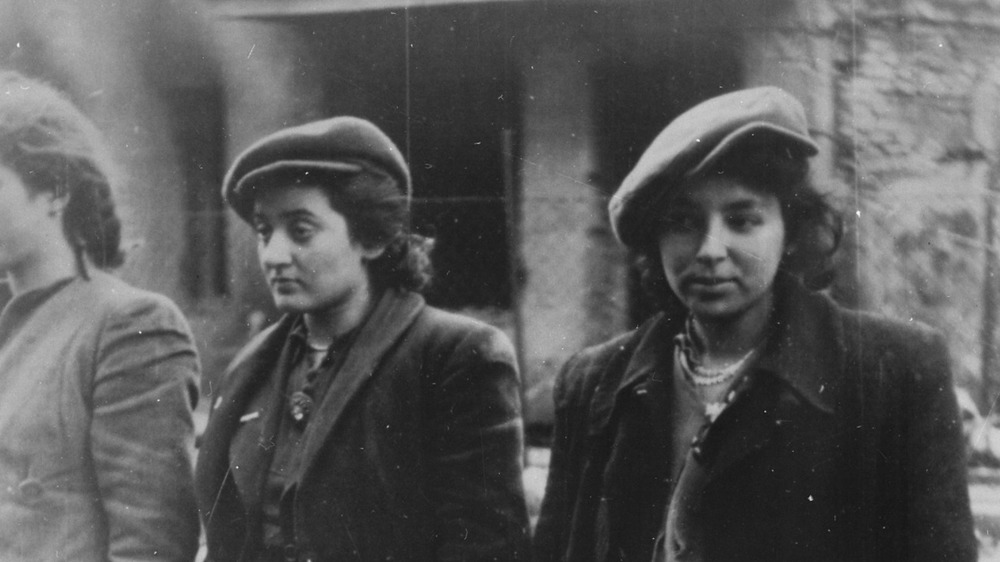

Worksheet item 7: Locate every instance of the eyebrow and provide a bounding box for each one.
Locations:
[722,199,764,212]
[279,209,318,220]
[252,208,318,222]
[670,193,768,211]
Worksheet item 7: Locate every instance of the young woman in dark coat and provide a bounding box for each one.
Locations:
[533,87,976,561]
[195,116,530,561]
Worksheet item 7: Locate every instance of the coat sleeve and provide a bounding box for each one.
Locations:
[899,330,977,561]
[91,294,201,562]
[532,353,585,562]
[425,324,531,561]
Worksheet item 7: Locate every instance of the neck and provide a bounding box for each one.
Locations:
[303,282,374,346]
[691,294,773,362]
[7,244,78,296]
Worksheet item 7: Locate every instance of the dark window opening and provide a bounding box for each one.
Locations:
[298,5,518,310]
[165,86,228,300]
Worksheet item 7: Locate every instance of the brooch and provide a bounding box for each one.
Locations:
[289,391,314,425]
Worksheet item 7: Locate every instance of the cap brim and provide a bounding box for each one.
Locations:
[228,160,365,221]
[687,122,819,178]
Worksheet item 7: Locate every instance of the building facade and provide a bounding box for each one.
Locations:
[4,0,1000,426]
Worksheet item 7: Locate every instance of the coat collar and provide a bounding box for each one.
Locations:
[756,278,841,415]
[297,288,424,476]
[591,278,843,435]
[199,289,425,517]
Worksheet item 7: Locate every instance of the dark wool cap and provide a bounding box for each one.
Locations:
[608,86,819,248]
[222,116,411,222]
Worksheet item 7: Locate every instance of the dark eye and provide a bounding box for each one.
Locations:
[659,213,700,234]
[289,222,315,243]
[254,223,272,242]
[726,213,763,231]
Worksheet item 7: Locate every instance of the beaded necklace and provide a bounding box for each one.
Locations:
[675,316,763,387]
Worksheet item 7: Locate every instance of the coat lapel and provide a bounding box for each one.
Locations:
[701,281,841,483]
[587,311,684,437]
[234,331,298,511]
[298,289,424,477]
[198,316,295,529]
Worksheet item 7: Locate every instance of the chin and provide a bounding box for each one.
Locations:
[271,295,312,315]
[688,300,745,320]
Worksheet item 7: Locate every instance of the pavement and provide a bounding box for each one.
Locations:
[972,468,1000,561]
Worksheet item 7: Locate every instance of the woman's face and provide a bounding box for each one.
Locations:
[656,175,786,322]
[253,185,380,316]
[0,162,62,276]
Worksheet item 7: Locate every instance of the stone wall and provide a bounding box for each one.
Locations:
[743,0,1000,402]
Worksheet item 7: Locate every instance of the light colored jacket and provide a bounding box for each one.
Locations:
[0,271,200,562]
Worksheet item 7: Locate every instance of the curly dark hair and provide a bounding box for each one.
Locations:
[0,71,124,274]
[635,137,843,311]
[318,168,434,294]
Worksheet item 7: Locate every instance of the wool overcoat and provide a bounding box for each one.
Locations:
[196,289,531,561]
[533,280,976,562]
[0,271,201,562]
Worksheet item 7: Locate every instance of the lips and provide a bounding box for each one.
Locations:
[688,275,734,286]
[684,275,738,294]
[269,277,301,291]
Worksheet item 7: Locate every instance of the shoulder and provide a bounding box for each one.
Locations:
[81,271,192,333]
[782,283,947,370]
[553,325,647,410]
[835,303,947,363]
[412,305,516,366]
[828,300,951,389]
[224,316,292,375]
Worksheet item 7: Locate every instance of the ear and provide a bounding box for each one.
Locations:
[45,192,69,217]
[360,244,386,261]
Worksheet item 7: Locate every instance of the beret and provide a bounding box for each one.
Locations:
[608,86,819,248]
[222,116,410,222]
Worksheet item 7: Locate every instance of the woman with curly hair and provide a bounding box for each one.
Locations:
[0,71,200,561]
[196,116,530,561]
[533,87,976,561]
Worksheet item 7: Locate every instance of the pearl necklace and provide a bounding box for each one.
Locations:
[676,315,765,387]
[687,346,760,386]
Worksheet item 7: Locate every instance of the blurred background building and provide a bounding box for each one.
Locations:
[3,0,1000,437]
[7,0,1000,555]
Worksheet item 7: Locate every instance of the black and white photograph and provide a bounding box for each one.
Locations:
[0,0,998,560]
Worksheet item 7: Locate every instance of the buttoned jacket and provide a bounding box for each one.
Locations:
[533,280,976,561]
[0,271,201,562]
[196,289,531,561]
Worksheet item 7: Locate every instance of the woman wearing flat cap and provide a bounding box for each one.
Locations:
[195,116,530,561]
[533,87,976,561]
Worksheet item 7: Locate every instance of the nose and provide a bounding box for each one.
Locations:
[259,232,293,270]
[695,216,729,264]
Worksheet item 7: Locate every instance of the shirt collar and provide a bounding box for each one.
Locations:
[615,277,840,415]
[0,275,76,319]
[285,301,375,365]
[0,275,78,350]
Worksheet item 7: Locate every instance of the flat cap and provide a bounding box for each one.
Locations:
[608,86,819,248]
[222,116,410,222]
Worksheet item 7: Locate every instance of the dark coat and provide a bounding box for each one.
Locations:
[196,289,531,561]
[534,281,976,562]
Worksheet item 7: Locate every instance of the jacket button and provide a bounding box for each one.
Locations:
[18,478,43,500]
